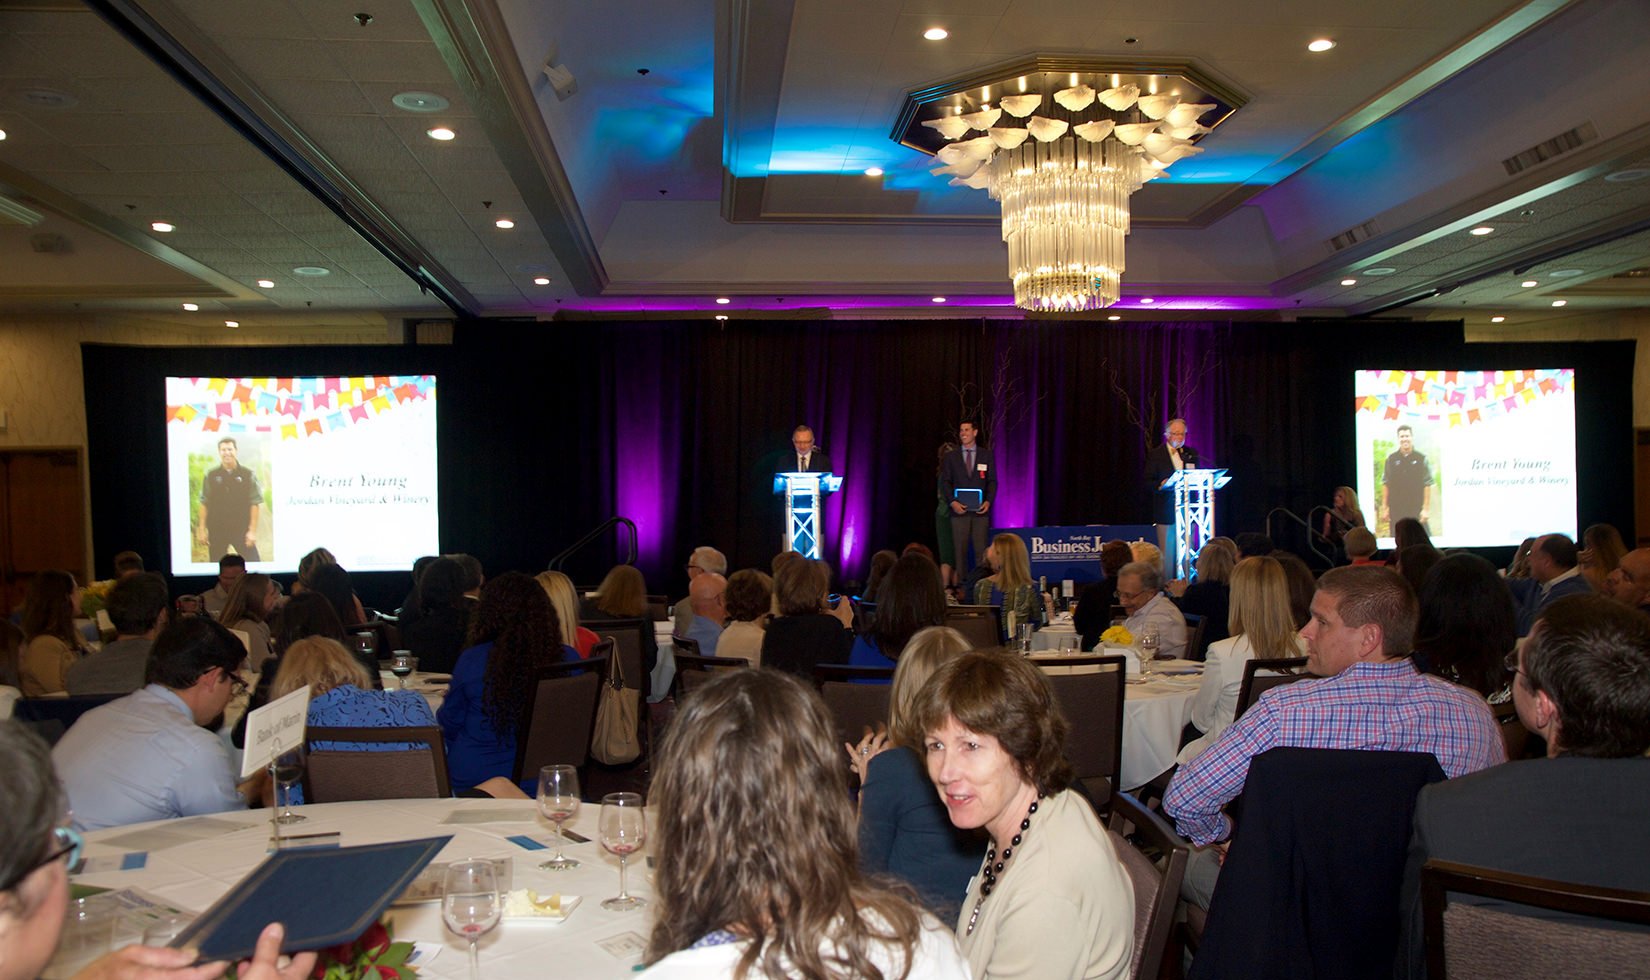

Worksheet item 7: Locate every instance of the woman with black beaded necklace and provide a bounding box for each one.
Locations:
[914,649,1135,979]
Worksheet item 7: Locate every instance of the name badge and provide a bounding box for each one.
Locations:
[977,464,988,474]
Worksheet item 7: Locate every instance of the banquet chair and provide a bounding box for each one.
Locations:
[1037,654,1125,811]
[671,650,749,702]
[1233,656,1310,722]
[1106,791,1191,980]
[11,694,122,746]
[513,656,606,784]
[646,595,670,622]
[1421,859,1650,980]
[945,604,1003,649]
[594,617,652,701]
[812,664,894,748]
[1182,613,1208,662]
[303,725,451,801]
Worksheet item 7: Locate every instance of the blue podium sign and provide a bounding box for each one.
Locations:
[999,524,1162,585]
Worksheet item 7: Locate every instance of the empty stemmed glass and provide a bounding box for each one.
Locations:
[536,764,581,871]
[442,859,501,980]
[273,746,306,824]
[599,792,646,911]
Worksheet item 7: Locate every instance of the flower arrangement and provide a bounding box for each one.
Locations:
[79,579,117,617]
[226,920,415,980]
[1099,625,1133,646]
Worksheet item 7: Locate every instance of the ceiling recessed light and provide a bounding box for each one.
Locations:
[714,314,729,321]
[1551,299,1567,307]
[923,27,949,40]
[1307,38,1336,52]
[182,303,198,311]
[224,320,240,328]
[863,167,884,177]
[256,279,275,289]
[532,276,551,285]
[1520,280,1538,288]
[1549,269,1584,278]
[494,218,515,229]
[715,297,730,304]
[1605,168,1650,183]
[392,91,450,113]
[292,266,331,277]
[0,129,7,141]
[932,296,947,303]
[1340,278,1357,286]
[150,221,174,233]
[1364,267,1396,276]
[1470,226,1495,236]
[426,127,456,141]
[1490,316,1506,323]
[1107,315,1122,321]
[1139,297,1155,304]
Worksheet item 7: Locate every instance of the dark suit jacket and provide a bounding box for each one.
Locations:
[1507,573,1593,635]
[938,444,996,510]
[1397,756,1650,978]
[785,450,833,474]
[1145,442,1201,494]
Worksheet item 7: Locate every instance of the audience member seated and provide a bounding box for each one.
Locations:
[1506,535,1537,579]
[307,562,365,629]
[233,591,349,749]
[450,552,485,600]
[1320,485,1366,552]
[1273,551,1318,629]
[437,572,578,796]
[715,570,771,665]
[111,549,146,579]
[54,618,257,831]
[401,557,472,674]
[535,570,600,657]
[639,668,969,978]
[19,571,89,697]
[64,572,169,696]
[851,553,948,669]
[1343,527,1381,565]
[1178,556,1302,765]
[1603,546,1650,613]
[1074,540,1134,651]
[293,547,370,623]
[200,553,245,618]
[970,534,1046,640]
[1118,560,1188,660]
[1398,594,1650,978]
[1169,537,1237,657]
[270,636,438,804]
[681,573,727,656]
[394,554,439,630]
[761,558,855,678]
[915,649,1135,978]
[1392,517,1432,553]
[1507,533,1592,635]
[1234,532,1275,559]
[1164,565,1505,910]
[1395,543,1442,597]
[862,549,899,604]
[671,545,726,636]
[1577,521,1627,593]
[0,719,316,980]
[1411,554,1517,702]
[219,572,277,667]
[583,563,659,676]
[850,626,982,918]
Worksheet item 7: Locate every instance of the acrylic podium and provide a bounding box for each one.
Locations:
[773,471,842,560]
[1161,467,1232,580]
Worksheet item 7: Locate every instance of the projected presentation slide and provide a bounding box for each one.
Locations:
[165,375,439,574]
[1353,369,1576,549]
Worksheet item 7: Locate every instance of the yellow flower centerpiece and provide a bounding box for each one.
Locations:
[1100,625,1133,647]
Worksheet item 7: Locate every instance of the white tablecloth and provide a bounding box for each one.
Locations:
[76,799,654,978]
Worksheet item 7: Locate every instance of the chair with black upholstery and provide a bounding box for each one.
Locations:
[593,617,652,702]
[646,595,671,622]
[303,725,451,802]
[513,656,606,784]
[1233,656,1310,722]
[671,651,749,702]
[945,604,1003,649]
[1033,654,1125,809]
[812,664,894,747]
[1422,859,1650,980]
[12,694,123,746]
[1106,791,1192,980]
[1182,612,1208,662]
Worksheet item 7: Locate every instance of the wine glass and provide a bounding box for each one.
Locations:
[599,792,646,911]
[442,860,501,980]
[390,650,415,690]
[273,746,306,824]
[536,764,581,871]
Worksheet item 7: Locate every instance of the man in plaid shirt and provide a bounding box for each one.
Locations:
[1164,564,1505,908]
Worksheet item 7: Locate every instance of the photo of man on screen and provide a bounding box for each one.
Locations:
[1379,424,1433,533]
[195,436,266,562]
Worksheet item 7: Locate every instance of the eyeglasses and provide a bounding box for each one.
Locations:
[1116,588,1150,602]
[1503,650,1524,677]
[0,825,82,892]
[221,669,249,696]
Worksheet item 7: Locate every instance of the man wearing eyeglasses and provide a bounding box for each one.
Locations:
[53,617,258,831]
[672,545,727,637]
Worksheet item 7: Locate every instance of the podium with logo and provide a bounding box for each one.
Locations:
[773,471,842,559]
[1160,468,1232,580]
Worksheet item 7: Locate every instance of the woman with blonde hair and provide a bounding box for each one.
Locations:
[640,669,968,978]
[1320,485,1366,550]
[971,534,1045,640]
[535,570,599,657]
[849,626,983,918]
[1177,556,1303,764]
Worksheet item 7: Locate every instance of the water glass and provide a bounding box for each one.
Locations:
[537,764,582,870]
[52,899,115,975]
[442,860,501,980]
[599,792,646,911]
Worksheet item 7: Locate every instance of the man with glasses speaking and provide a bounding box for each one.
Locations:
[53,617,258,831]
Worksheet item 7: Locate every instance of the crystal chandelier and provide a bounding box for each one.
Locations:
[911,74,1225,312]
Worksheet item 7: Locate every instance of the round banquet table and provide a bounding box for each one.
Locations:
[1032,653,1203,791]
[75,798,655,978]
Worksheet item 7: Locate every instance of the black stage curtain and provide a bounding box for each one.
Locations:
[82,320,1633,604]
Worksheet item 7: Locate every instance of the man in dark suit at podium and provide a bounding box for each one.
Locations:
[939,421,996,577]
[1145,418,1200,523]
[788,425,833,474]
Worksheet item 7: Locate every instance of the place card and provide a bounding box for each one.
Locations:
[596,931,647,959]
[240,686,310,779]
[439,807,534,825]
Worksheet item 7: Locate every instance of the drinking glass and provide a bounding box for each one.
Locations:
[599,792,646,911]
[1016,622,1034,655]
[274,746,307,824]
[536,765,582,871]
[390,650,416,689]
[442,860,501,980]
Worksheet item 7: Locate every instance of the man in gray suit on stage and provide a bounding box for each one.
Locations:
[939,420,996,577]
